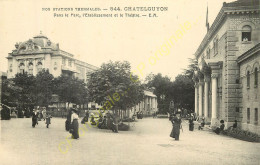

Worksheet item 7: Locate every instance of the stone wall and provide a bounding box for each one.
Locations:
[239,52,260,135]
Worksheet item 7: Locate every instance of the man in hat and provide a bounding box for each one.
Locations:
[32,109,38,128]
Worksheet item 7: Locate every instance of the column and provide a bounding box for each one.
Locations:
[211,74,218,120]
[194,83,198,115]
[204,77,209,118]
[199,81,203,116]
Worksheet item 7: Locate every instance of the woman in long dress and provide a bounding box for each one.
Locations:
[70,109,79,139]
[170,113,182,140]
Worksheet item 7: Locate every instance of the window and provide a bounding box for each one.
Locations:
[19,63,25,74]
[247,108,250,123]
[242,25,252,42]
[255,68,258,87]
[28,63,33,75]
[213,38,218,55]
[255,108,258,125]
[37,62,43,73]
[68,60,72,67]
[247,71,250,88]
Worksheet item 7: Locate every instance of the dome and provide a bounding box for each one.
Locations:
[14,32,59,54]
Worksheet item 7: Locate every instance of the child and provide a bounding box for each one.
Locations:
[45,113,52,128]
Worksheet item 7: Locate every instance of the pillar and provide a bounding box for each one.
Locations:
[204,77,209,118]
[199,81,203,116]
[194,83,198,115]
[211,74,218,121]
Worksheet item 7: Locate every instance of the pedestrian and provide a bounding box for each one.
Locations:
[65,109,72,131]
[85,110,89,122]
[42,108,47,121]
[32,109,38,128]
[189,116,194,131]
[70,108,79,139]
[112,113,119,133]
[81,110,89,124]
[214,120,225,134]
[90,113,96,125]
[106,112,112,130]
[170,112,182,140]
[45,113,52,128]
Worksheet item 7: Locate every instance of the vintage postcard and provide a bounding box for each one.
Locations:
[0,0,260,164]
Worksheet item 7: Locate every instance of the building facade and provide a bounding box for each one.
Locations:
[193,0,260,134]
[129,90,158,117]
[6,32,98,82]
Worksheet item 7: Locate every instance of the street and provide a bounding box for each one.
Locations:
[1,117,260,165]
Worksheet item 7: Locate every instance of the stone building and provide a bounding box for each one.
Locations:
[6,32,98,111]
[193,0,260,134]
[6,32,98,82]
[128,90,158,117]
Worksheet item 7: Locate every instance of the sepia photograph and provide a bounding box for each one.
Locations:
[0,0,260,164]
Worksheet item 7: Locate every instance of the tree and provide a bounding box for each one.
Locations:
[145,73,172,114]
[183,58,198,79]
[33,69,54,107]
[170,74,194,113]
[53,74,88,108]
[87,61,144,114]
[12,73,35,109]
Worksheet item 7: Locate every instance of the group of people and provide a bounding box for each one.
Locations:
[65,109,122,140]
[32,108,52,128]
[91,111,119,133]
[169,111,239,140]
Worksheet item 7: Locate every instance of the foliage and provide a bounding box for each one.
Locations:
[87,61,144,111]
[224,128,260,142]
[12,72,35,107]
[145,73,194,114]
[2,70,89,110]
[53,74,88,106]
[170,74,194,112]
[145,73,172,114]
[183,58,198,79]
[33,69,54,107]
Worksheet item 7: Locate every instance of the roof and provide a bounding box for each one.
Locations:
[195,0,259,59]
[237,42,260,64]
[144,90,157,97]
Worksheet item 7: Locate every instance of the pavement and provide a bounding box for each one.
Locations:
[0,117,260,165]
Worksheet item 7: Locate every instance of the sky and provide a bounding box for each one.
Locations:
[0,0,235,81]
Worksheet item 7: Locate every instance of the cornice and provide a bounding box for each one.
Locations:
[237,43,260,64]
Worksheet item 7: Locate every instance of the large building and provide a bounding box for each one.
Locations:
[6,32,98,82]
[193,0,260,134]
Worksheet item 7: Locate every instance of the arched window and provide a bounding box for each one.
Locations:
[28,63,33,75]
[37,62,43,73]
[255,67,258,87]
[19,63,25,74]
[242,25,252,42]
[247,70,250,88]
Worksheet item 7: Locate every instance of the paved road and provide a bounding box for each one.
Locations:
[0,117,260,165]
